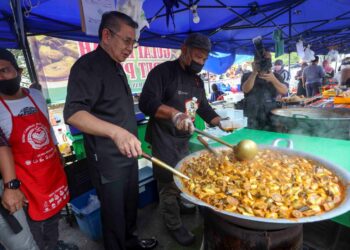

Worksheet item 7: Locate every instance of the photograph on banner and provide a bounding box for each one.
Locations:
[28,35,180,104]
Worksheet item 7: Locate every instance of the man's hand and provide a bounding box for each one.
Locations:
[172,112,194,133]
[111,128,142,158]
[252,62,259,74]
[259,72,278,83]
[1,189,27,214]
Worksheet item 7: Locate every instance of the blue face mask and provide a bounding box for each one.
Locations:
[186,60,204,75]
[0,75,21,96]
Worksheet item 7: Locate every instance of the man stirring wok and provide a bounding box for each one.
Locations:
[139,33,222,246]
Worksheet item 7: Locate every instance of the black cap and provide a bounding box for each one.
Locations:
[184,33,211,52]
[0,49,19,70]
[274,59,283,66]
[311,55,319,63]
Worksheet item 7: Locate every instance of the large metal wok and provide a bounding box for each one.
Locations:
[174,139,350,230]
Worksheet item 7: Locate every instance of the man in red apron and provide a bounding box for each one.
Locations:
[0,49,70,249]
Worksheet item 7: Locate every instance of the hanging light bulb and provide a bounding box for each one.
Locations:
[193,12,200,24]
[191,5,200,24]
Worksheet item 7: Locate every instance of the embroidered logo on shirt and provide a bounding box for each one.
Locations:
[23,123,50,150]
[178,90,189,95]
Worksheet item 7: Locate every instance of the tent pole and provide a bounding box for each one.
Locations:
[288,6,292,72]
[10,0,39,85]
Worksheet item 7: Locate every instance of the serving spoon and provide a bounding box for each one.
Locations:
[142,152,190,180]
[194,128,258,161]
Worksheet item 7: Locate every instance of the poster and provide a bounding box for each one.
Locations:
[80,0,116,36]
[28,35,179,103]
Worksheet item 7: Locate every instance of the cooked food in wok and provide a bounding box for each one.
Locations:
[181,149,345,219]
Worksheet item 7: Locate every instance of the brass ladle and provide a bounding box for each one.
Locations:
[194,128,258,161]
[142,152,190,180]
[197,136,220,157]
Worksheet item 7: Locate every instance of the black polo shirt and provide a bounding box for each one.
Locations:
[139,59,217,123]
[241,72,284,100]
[64,46,137,182]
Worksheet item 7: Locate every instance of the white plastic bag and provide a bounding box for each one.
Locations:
[116,0,149,40]
[296,40,305,59]
[303,45,315,62]
[327,49,339,62]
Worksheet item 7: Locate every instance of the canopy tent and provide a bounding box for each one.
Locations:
[1,0,350,54]
[1,0,350,80]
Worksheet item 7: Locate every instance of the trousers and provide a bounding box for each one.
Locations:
[0,181,39,250]
[93,163,139,250]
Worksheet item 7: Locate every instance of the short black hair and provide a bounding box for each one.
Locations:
[311,55,319,63]
[98,11,138,40]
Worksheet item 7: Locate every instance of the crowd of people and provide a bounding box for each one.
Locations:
[0,11,225,250]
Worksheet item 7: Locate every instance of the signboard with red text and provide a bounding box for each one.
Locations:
[28,35,179,103]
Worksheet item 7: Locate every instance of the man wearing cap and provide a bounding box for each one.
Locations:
[273,59,290,88]
[139,33,221,246]
[302,56,325,97]
[0,49,70,249]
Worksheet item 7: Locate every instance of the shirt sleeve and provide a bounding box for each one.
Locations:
[63,61,101,122]
[0,127,9,147]
[197,96,219,124]
[240,72,250,88]
[139,65,168,117]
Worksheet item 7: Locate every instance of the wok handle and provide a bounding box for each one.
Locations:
[197,136,219,157]
[272,138,294,149]
[194,128,233,149]
[141,152,190,180]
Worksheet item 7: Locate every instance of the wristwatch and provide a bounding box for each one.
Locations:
[4,179,21,189]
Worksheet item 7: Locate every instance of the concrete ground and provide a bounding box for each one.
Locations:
[59,203,350,250]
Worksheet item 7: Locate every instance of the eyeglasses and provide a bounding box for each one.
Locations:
[107,28,138,49]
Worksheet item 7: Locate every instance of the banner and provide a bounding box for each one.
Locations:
[28,35,179,103]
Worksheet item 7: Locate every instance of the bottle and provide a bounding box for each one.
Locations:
[57,128,71,155]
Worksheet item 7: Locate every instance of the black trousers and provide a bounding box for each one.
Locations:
[25,212,60,250]
[94,163,139,250]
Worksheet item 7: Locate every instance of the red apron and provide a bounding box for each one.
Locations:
[0,90,69,221]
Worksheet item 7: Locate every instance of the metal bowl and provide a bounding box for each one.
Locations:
[174,139,350,230]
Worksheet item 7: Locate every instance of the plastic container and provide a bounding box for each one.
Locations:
[68,125,82,135]
[66,132,86,160]
[138,167,158,208]
[70,189,102,241]
[57,128,71,155]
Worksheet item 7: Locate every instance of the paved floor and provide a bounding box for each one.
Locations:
[59,203,350,250]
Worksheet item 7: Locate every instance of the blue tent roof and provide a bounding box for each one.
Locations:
[1,0,350,54]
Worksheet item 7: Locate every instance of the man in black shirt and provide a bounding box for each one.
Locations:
[64,12,157,250]
[241,51,288,130]
[139,33,221,246]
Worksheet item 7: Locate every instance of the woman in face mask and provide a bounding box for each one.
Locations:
[0,49,71,250]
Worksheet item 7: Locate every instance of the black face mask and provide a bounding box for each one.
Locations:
[0,75,21,96]
[186,60,204,75]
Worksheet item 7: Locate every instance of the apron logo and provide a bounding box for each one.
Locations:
[23,123,50,150]
[178,90,189,95]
